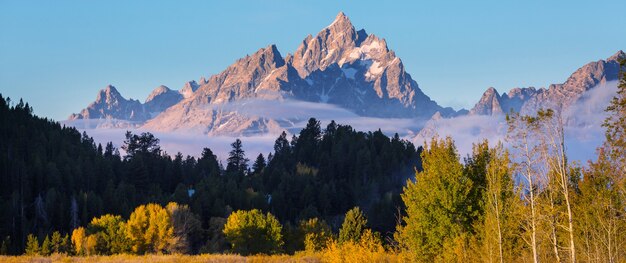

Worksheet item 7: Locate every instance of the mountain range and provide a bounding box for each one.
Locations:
[468,50,624,116]
[68,12,624,138]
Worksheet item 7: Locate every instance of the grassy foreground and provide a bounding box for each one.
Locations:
[0,254,317,263]
[0,251,401,263]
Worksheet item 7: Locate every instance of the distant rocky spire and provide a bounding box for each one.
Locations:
[469,87,503,115]
[608,50,625,61]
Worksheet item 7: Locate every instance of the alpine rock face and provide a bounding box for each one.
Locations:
[144,85,183,117]
[70,84,189,122]
[69,85,148,121]
[139,12,455,135]
[469,50,625,116]
[416,50,625,143]
[70,12,624,138]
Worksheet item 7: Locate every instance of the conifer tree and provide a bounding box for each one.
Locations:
[396,137,473,262]
[252,153,266,175]
[40,235,52,256]
[24,234,40,256]
[227,139,248,176]
[50,231,62,254]
[0,236,9,255]
[339,207,368,244]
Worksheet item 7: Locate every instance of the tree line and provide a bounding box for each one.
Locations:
[0,95,419,255]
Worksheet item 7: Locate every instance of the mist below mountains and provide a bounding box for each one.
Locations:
[63,12,624,164]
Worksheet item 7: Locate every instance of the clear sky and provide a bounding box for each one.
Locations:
[1,0,625,121]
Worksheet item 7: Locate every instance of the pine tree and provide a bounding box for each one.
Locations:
[60,234,71,254]
[226,139,248,176]
[40,235,52,256]
[0,236,9,255]
[252,153,266,175]
[50,231,62,254]
[338,207,368,244]
[396,137,473,262]
[25,234,40,255]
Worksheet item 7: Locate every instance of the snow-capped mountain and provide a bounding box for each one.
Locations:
[140,12,456,134]
[469,50,625,116]
[69,12,624,139]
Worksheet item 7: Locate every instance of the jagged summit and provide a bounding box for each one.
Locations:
[96,85,122,102]
[140,12,452,134]
[325,12,349,32]
[69,85,147,121]
[470,50,623,116]
[290,12,369,77]
[70,12,625,137]
[145,85,172,103]
[608,50,625,61]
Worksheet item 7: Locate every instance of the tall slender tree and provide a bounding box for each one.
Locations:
[396,137,473,262]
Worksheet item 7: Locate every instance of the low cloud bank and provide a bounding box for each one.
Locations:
[65,100,427,161]
[412,114,508,158]
[206,99,426,136]
[65,81,617,164]
[73,127,277,163]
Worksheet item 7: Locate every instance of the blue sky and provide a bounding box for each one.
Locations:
[1,0,625,121]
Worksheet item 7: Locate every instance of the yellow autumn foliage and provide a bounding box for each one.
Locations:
[320,229,399,263]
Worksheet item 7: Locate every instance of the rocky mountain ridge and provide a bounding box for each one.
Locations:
[469,50,625,116]
[69,82,198,122]
[72,12,455,135]
[69,12,624,138]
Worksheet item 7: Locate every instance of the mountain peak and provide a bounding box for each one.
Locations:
[253,44,285,67]
[485,87,498,94]
[608,50,625,61]
[103,84,117,92]
[291,12,365,76]
[469,87,504,115]
[70,84,149,121]
[146,85,172,103]
[97,85,122,101]
[328,12,352,29]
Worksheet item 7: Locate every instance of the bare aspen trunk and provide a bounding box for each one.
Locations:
[548,112,576,263]
[524,141,539,263]
[565,192,576,263]
[496,206,504,263]
[507,111,546,263]
[549,193,561,263]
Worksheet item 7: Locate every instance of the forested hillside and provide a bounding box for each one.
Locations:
[0,94,419,255]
